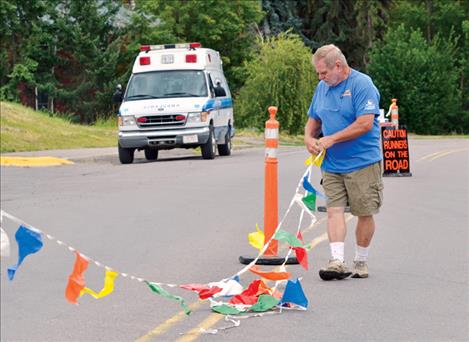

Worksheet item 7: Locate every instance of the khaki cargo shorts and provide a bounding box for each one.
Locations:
[322,162,384,216]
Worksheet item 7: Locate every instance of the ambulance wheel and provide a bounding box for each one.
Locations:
[118,144,134,164]
[201,125,216,160]
[144,148,158,161]
[217,128,231,156]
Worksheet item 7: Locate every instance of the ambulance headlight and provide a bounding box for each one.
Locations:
[119,115,136,126]
[187,111,208,123]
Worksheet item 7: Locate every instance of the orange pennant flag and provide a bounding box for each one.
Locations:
[65,252,89,304]
[249,266,291,281]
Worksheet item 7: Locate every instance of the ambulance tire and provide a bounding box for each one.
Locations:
[201,125,216,160]
[118,144,134,164]
[144,148,158,161]
[217,128,231,156]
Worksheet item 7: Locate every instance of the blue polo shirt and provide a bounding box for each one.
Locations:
[308,69,382,173]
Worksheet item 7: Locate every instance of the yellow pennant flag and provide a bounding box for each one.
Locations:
[80,270,118,299]
[248,224,265,251]
[305,150,325,167]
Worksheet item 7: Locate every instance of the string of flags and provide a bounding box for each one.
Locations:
[0,151,325,325]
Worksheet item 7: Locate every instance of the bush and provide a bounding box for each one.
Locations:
[235,33,317,135]
[369,25,465,134]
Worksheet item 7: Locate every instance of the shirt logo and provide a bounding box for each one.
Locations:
[342,89,352,97]
[364,99,376,110]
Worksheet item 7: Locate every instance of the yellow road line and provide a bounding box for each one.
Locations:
[417,148,469,162]
[134,301,203,342]
[0,156,73,167]
[176,314,225,342]
[428,148,469,161]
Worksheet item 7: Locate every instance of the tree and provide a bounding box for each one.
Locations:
[134,0,264,94]
[369,25,464,134]
[236,33,317,134]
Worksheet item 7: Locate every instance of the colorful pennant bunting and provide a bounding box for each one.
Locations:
[293,247,308,270]
[274,230,303,248]
[302,193,316,211]
[305,150,325,167]
[65,252,89,304]
[146,281,191,315]
[80,269,118,299]
[212,304,243,315]
[1,227,10,257]
[249,266,291,281]
[248,224,264,251]
[302,174,327,200]
[208,279,244,297]
[8,225,43,280]
[249,294,280,312]
[280,278,309,309]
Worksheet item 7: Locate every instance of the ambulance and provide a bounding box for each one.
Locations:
[117,42,234,164]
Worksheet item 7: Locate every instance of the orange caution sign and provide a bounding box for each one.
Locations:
[381,126,412,177]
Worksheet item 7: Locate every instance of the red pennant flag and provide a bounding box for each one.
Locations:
[199,286,222,300]
[249,266,291,281]
[229,294,258,305]
[297,231,303,242]
[65,252,89,304]
[179,283,222,300]
[293,247,308,270]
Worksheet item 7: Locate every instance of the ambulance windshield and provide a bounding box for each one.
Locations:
[125,70,208,100]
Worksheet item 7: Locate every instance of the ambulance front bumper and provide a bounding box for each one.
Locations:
[118,127,210,149]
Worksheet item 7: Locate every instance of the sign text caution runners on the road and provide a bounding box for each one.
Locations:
[380,126,412,177]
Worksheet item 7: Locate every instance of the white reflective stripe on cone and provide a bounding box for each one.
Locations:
[265,148,277,158]
[265,128,279,139]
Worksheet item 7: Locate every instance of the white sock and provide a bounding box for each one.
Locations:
[330,242,345,262]
[355,245,369,262]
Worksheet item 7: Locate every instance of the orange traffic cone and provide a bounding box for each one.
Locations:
[239,106,298,266]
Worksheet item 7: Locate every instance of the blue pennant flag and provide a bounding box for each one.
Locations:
[280,278,309,309]
[302,174,327,200]
[8,225,43,280]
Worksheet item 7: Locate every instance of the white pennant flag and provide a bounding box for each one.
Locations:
[1,227,10,257]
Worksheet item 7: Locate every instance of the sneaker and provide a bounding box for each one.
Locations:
[318,259,352,281]
[352,260,369,278]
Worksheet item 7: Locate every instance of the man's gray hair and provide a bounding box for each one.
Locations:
[313,44,348,68]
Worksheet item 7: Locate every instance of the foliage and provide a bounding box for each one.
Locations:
[134,0,264,94]
[236,33,317,135]
[369,25,465,134]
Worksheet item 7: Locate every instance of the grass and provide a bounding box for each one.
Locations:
[0,101,117,153]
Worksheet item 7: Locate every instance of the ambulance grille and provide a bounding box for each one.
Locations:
[137,115,185,128]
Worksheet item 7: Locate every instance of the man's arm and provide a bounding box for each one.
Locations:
[319,114,375,150]
[304,117,323,154]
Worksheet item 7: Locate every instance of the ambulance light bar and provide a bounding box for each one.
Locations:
[140,42,202,52]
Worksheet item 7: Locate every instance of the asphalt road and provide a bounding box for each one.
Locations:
[1,138,468,342]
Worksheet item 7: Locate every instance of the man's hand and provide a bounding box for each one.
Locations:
[305,136,323,155]
[319,135,336,150]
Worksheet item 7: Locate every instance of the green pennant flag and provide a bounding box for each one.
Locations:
[274,230,303,247]
[212,304,243,315]
[249,294,280,312]
[302,192,316,211]
[145,281,191,315]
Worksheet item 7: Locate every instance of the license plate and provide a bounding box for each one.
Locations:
[183,135,198,143]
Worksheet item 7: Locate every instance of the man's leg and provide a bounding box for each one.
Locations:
[352,215,375,278]
[327,207,347,243]
[356,215,375,247]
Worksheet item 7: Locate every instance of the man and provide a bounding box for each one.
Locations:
[304,44,383,280]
